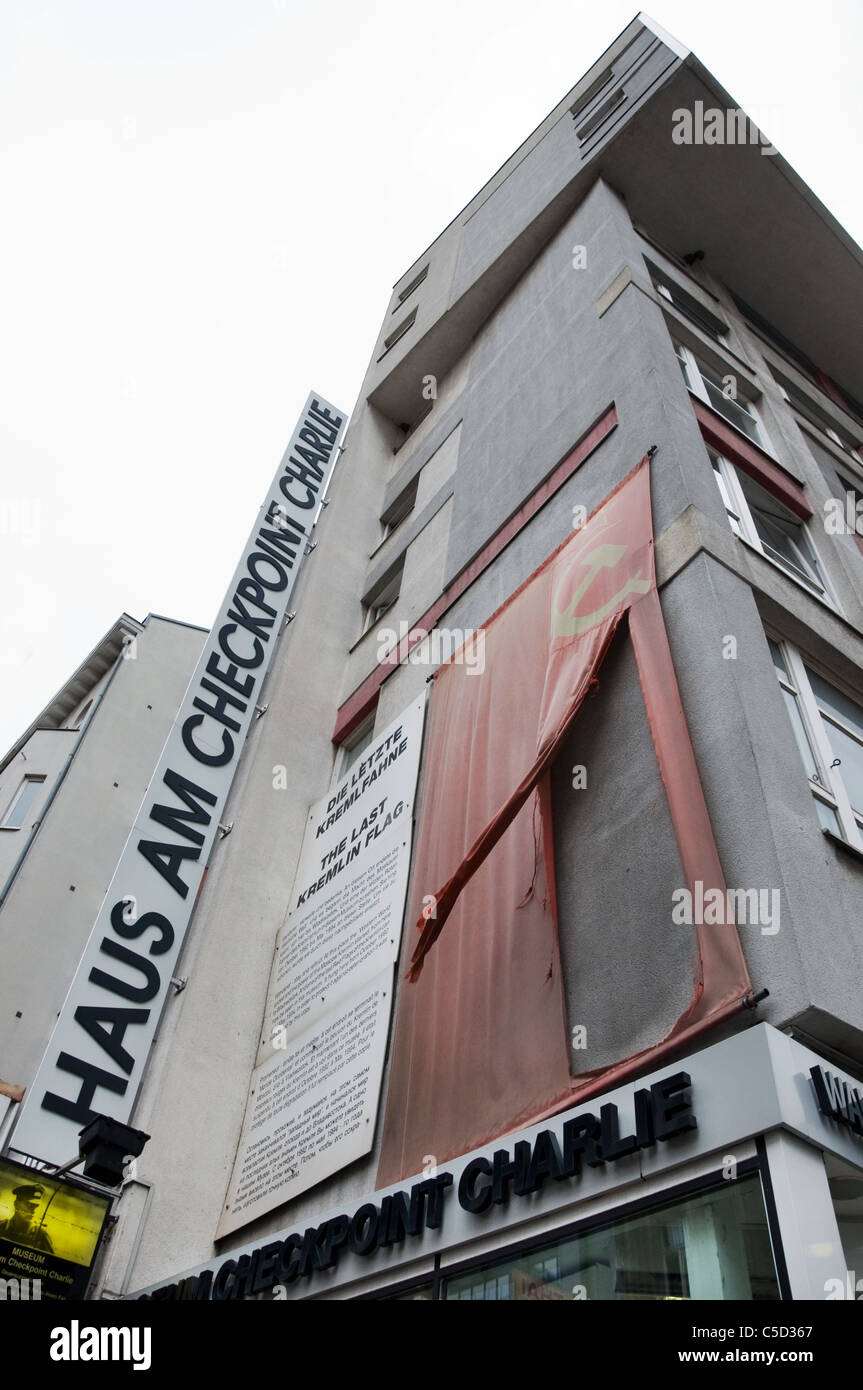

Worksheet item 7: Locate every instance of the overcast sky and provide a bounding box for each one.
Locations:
[2,0,861,754]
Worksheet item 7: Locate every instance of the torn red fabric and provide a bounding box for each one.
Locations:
[376,454,753,1188]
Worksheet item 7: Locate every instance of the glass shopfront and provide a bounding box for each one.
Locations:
[374,1168,782,1301]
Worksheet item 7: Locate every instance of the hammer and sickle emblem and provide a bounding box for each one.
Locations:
[552,542,651,639]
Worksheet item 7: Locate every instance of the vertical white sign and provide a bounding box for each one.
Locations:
[12,393,347,1166]
[216,698,425,1238]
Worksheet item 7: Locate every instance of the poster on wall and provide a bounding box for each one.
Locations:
[216,697,425,1239]
[217,971,391,1238]
[0,1157,111,1300]
[256,697,426,1062]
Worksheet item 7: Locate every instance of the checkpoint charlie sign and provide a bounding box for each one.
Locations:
[140,1071,698,1299]
[12,394,347,1167]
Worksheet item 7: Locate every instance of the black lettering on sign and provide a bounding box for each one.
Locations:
[205,650,255,698]
[560,1111,603,1175]
[41,1052,128,1126]
[109,901,175,955]
[182,715,234,768]
[89,939,162,1003]
[650,1071,697,1141]
[458,1157,493,1214]
[73,1005,149,1075]
[192,678,247,734]
[218,623,264,670]
[148,769,218,848]
[136,837,201,899]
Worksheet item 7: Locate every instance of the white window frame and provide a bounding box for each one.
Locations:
[380,479,418,544]
[2,774,46,830]
[337,715,376,781]
[772,371,863,463]
[650,267,727,341]
[361,563,403,637]
[711,451,839,611]
[675,341,774,454]
[770,637,863,853]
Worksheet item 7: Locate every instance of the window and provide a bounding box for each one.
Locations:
[711,451,835,604]
[772,368,861,460]
[649,263,727,340]
[729,290,817,380]
[575,86,625,141]
[379,307,417,358]
[569,66,613,122]
[380,478,418,543]
[2,775,46,830]
[675,341,768,449]
[437,1174,779,1300]
[395,265,428,308]
[361,561,403,636]
[338,716,376,779]
[770,638,863,851]
[75,699,93,728]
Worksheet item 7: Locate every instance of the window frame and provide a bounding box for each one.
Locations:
[356,1157,788,1301]
[379,478,418,545]
[648,263,727,341]
[769,364,863,463]
[769,635,863,853]
[675,340,773,454]
[1,774,47,831]
[361,562,403,637]
[394,265,428,309]
[378,306,417,360]
[336,714,377,781]
[711,450,839,610]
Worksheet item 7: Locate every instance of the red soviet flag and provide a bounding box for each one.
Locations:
[376,455,751,1187]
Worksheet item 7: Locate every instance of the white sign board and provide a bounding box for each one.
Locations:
[12,393,347,1165]
[217,698,425,1238]
[217,971,392,1239]
[257,697,426,1061]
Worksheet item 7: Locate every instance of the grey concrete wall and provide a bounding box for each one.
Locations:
[550,629,693,1072]
[443,178,730,588]
[0,729,75,895]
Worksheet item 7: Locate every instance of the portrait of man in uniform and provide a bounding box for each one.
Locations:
[0,1181,55,1254]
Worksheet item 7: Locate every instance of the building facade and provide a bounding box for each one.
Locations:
[5,14,863,1302]
[0,614,206,1147]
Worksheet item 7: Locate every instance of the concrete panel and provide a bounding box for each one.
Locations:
[551,627,694,1069]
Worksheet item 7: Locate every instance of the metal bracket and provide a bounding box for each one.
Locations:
[170,977,188,995]
[255,704,269,719]
[217,823,233,839]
